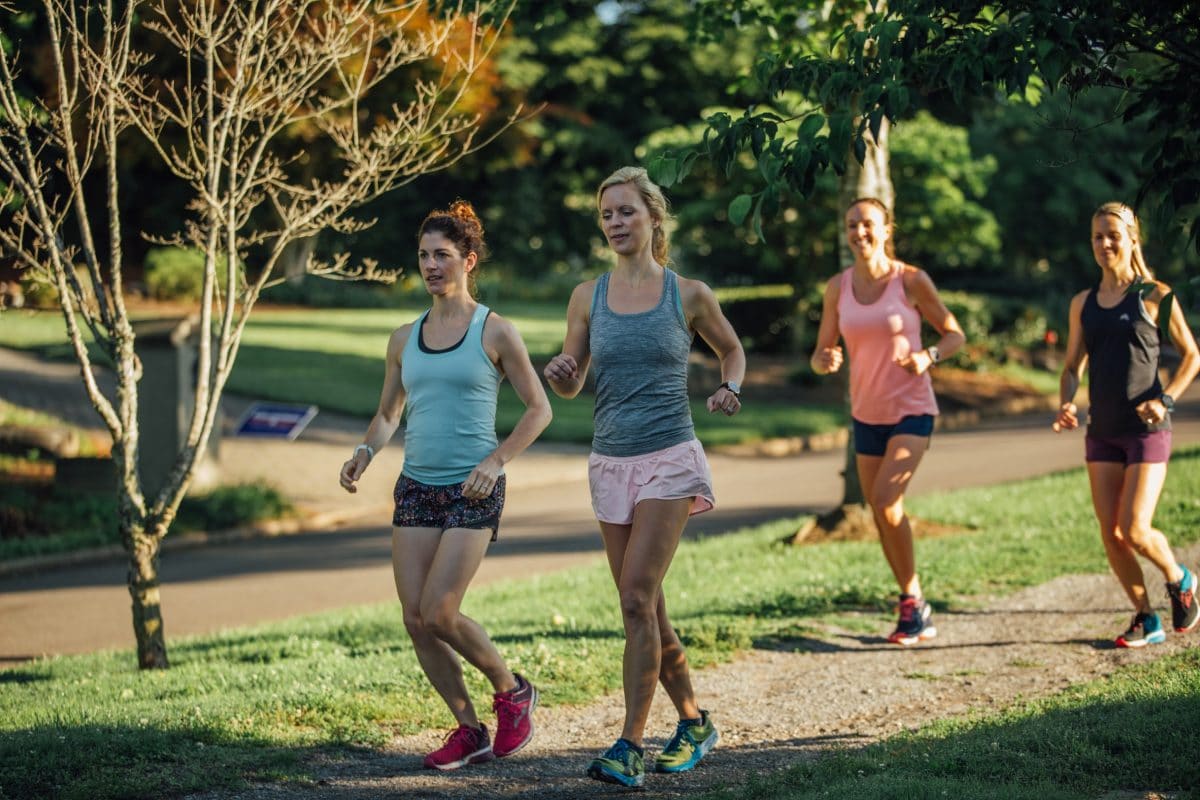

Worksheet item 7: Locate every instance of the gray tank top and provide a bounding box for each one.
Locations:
[589,268,695,456]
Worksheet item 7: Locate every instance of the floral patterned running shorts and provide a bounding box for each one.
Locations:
[392,474,505,540]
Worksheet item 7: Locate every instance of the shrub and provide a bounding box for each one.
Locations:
[144,247,235,301]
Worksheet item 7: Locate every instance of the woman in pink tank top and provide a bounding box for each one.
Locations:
[810,198,965,646]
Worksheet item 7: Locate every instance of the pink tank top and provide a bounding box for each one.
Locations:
[836,265,938,425]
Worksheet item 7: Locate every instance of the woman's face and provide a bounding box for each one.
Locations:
[845,201,890,261]
[599,183,655,258]
[418,231,474,296]
[1091,213,1134,273]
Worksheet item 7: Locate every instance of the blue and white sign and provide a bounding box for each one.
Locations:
[234,402,318,440]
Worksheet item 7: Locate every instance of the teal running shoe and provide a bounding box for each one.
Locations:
[655,710,718,773]
[1115,611,1166,648]
[586,738,645,788]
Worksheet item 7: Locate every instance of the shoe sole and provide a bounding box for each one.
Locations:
[654,729,720,773]
[889,625,937,647]
[1115,632,1167,648]
[425,746,495,771]
[587,763,644,788]
[493,685,539,758]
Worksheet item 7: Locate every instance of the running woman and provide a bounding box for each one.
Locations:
[810,197,965,645]
[544,166,745,788]
[339,201,552,769]
[1054,201,1199,647]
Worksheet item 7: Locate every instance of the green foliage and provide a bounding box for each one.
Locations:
[682,0,1200,264]
[890,111,1000,270]
[143,247,235,301]
[0,483,293,561]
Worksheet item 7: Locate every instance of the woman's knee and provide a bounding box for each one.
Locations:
[618,586,658,622]
[1120,518,1156,551]
[868,493,905,528]
[402,609,431,641]
[420,600,461,640]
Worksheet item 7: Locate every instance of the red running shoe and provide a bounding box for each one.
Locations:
[492,673,539,757]
[423,723,494,771]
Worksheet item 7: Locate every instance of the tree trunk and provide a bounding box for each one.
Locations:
[128,530,168,669]
[792,116,892,544]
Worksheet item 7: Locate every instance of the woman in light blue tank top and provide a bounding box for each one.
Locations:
[338,202,552,769]
[545,167,746,788]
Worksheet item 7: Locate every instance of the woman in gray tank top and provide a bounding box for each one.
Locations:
[1054,202,1200,647]
[545,167,746,788]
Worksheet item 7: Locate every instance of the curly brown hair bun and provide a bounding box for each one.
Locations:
[419,199,489,262]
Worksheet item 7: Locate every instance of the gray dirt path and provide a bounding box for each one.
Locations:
[185,542,1200,800]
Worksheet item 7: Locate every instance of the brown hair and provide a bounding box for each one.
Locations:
[418,200,488,296]
[1093,202,1153,280]
[596,166,673,266]
[846,196,895,258]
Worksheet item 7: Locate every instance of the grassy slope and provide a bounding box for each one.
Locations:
[1,449,1198,799]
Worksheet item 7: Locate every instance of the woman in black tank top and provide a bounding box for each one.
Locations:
[1054,202,1200,647]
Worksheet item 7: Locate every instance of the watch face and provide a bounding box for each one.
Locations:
[726,382,740,394]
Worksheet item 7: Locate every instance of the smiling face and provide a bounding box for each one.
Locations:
[417,231,475,297]
[845,201,891,263]
[1091,212,1134,275]
[599,182,656,259]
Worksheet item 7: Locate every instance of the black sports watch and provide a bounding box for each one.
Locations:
[719,381,741,397]
[1160,393,1175,413]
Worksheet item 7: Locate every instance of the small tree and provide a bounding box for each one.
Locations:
[0,0,520,668]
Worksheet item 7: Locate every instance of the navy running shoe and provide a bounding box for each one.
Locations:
[889,594,937,646]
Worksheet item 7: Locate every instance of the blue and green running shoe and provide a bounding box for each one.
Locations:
[587,738,645,788]
[654,710,719,773]
[1115,611,1166,648]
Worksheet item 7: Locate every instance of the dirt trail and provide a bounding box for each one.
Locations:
[187,542,1200,800]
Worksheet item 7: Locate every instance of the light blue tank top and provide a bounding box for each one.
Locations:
[401,304,500,484]
[589,269,695,457]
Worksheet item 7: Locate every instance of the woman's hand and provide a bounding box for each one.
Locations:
[543,353,579,384]
[339,450,370,493]
[1135,398,1168,426]
[812,345,844,375]
[706,386,741,416]
[1052,402,1079,433]
[894,349,933,376]
[462,454,503,499]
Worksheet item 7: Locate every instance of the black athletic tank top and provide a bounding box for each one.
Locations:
[1080,287,1168,437]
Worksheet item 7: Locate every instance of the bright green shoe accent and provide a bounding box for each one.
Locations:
[586,738,645,788]
[654,710,719,773]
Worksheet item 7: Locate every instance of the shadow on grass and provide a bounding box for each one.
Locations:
[0,721,306,800]
[4,655,1198,800]
[700,683,1200,800]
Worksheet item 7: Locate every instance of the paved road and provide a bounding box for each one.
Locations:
[3,344,1200,665]
[5,401,1200,665]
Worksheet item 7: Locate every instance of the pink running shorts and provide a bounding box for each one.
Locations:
[587,438,715,525]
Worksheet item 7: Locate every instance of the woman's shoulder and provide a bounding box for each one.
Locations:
[674,273,720,309]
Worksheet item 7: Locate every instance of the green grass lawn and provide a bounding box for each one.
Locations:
[0,306,848,446]
[2,448,1199,799]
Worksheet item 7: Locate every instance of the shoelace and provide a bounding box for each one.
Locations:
[663,721,694,753]
[897,600,918,622]
[440,725,479,751]
[493,695,521,729]
[605,738,633,762]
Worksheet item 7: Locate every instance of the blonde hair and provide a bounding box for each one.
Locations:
[1093,202,1153,280]
[596,166,673,265]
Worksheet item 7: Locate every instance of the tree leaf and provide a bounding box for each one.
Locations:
[648,155,679,187]
[728,193,753,225]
